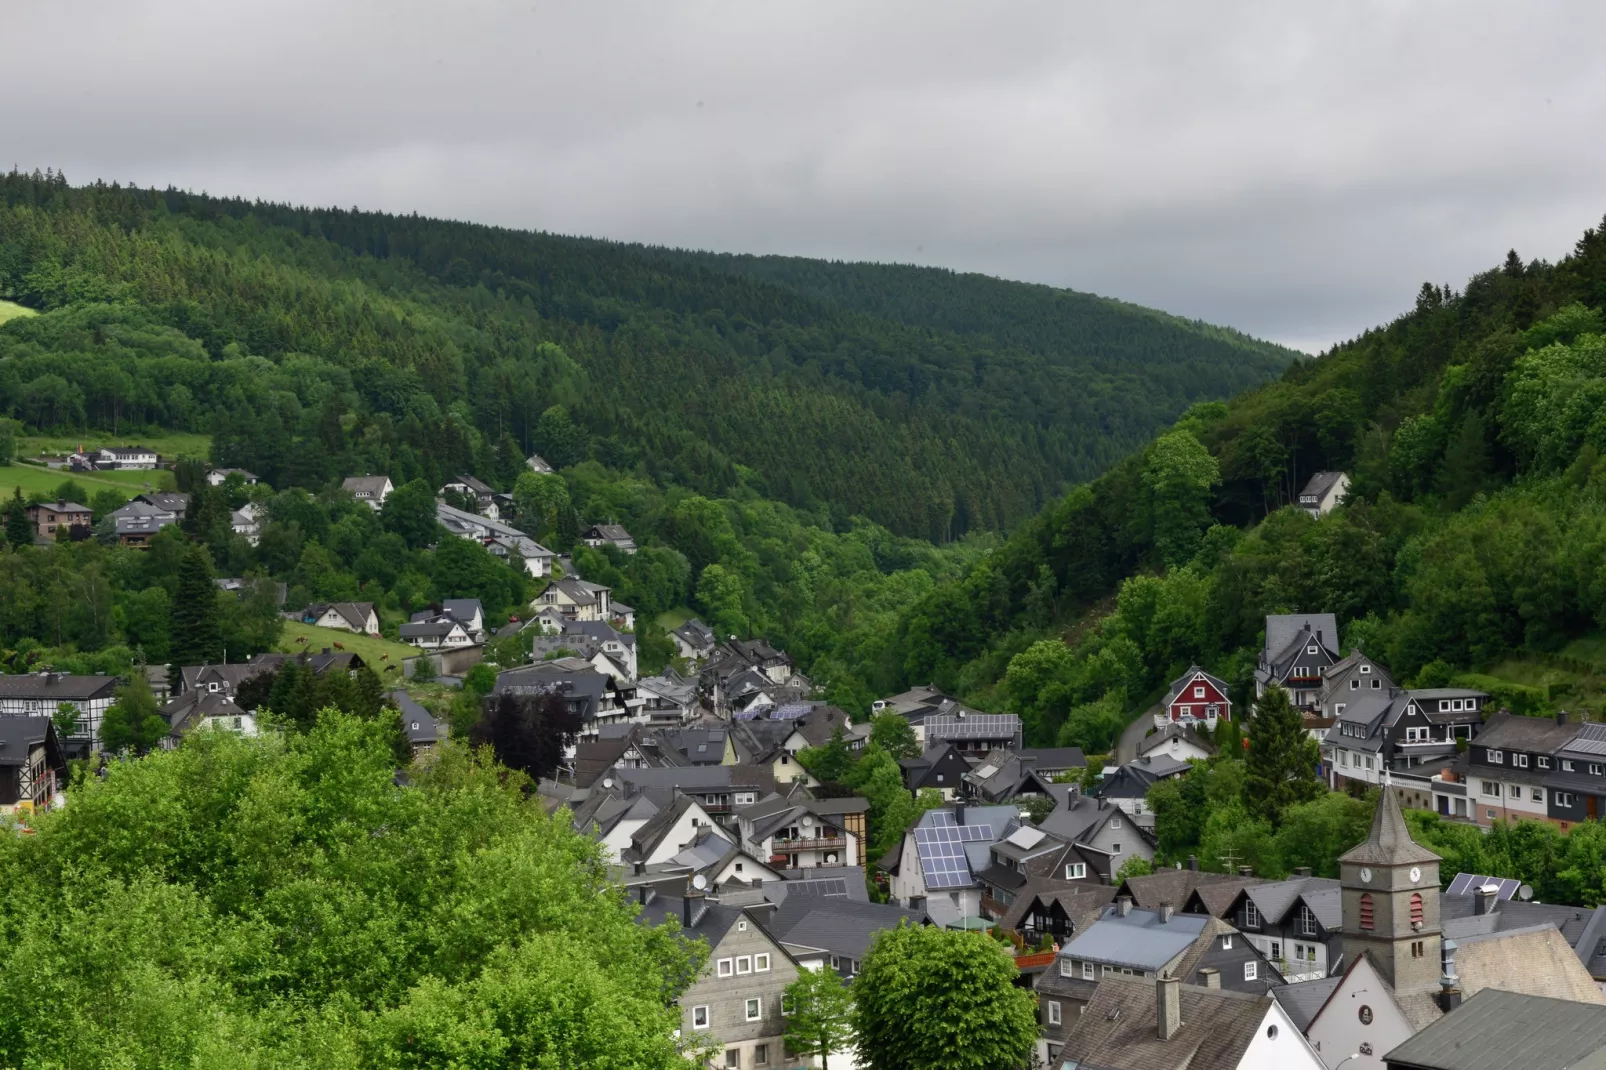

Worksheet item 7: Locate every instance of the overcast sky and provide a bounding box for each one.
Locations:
[5,1,1605,352]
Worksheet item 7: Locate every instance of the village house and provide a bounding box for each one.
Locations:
[230,501,265,545]
[1021,747,1088,781]
[997,881,1118,951]
[670,617,717,663]
[882,804,1020,927]
[922,711,1023,755]
[532,576,613,623]
[300,601,381,637]
[963,747,1056,804]
[729,704,853,788]
[0,717,68,813]
[525,453,554,474]
[0,672,119,755]
[398,617,472,650]
[1039,791,1157,877]
[1098,754,1193,822]
[110,499,179,547]
[974,823,1109,921]
[24,499,93,540]
[899,740,973,799]
[341,475,393,510]
[767,895,927,980]
[582,523,637,554]
[438,474,499,517]
[493,660,635,739]
[1160,665,1233,727]
[635,671,698,724]
[392,691,441,759]
[1458,711,1579,828]
[736,795,868,871]
[634,888,799,1070]
[435,501,556,577]
[1218,872,1344,983]
[1327,688,1486,793]
[1298,471,1351,518]
[1257,613,1342,709]
[1137,723,1218,765]
[96,445,158,469]
[205,467,258,486]
[163,690,255,741]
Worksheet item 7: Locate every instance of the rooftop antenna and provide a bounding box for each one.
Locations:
[1217,847,1242,872]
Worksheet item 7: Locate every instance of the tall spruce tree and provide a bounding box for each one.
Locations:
[1244,684,1323,824]
[169,542,224,669]
[4,486,31,548]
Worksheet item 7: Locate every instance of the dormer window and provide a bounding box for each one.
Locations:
[1360,665,1371,674]
[1487,750,1503,765]
[1513,754,1529,768]
[1307,645,1319,655]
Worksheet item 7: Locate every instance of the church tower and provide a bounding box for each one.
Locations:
[1338,781,1443,993]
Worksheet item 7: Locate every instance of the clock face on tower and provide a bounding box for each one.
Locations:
[1359,868,1372,883]
[1410,867,1422,883]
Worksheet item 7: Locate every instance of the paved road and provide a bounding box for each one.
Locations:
[1113,704,1161,764]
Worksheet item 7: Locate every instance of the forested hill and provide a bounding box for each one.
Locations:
[662,251,1293,378]
[887,214,1606,751]
[0,171,1294,540]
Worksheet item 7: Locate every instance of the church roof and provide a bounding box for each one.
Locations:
[1338,783,1441,867]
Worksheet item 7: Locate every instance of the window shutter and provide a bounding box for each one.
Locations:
[1410,892,1424,926]
[1359,893,1375,931]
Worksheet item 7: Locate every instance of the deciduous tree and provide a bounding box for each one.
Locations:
[783,967,855,1070]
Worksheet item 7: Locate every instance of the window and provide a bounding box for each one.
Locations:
[1083,961,1095,979]
[1298,904,1318,936]
[1359,893,1375,931]
[1194,686,1206,699]
[1350,679,1359,690]
[1532,788,1545,803]
[1361,664,1372,674]
[1060,958,1075,978]
[1487,750,1504,764]
[1222,934,1233,950]
[780,754,789,765]
[717,958,733,978]
[725,1050,740,1069]
[1307,645,1319,654]
[754,1043,769,1066]
[1244,962,1258,981]
[1048,1000,1062,1025]
[1411,940,1425,958]
[1539,757,1551,769]
[1065,863,1086,880]
[737,919,748,932]
[1109,817,1122,829]
[1482,781,1500,797]
[755,954,770,972]
[1563,760,1576,772]
[1109,843,1121,854]
[1410,892,1424,927]
[1340,751,1349,767]
[1557,792,1576,807]
[1405,727,1428,743]
[1372,678,1382,689]
[736,956,752,975]
[745,998,761,1022]
[1244,901,1261,928]
[692,1005,710,1030]
[1593,764,1605,777]
[1514,754,1529,768]
[1487,809,1498,820]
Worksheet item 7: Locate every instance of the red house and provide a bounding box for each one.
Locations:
[1163,666,1231,724]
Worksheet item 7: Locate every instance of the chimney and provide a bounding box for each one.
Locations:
[1157,975,1182,1040]
[1098,796,1108,811]
[1187,855,1199,872]
[1198,967,1220,990]
[1474,885,1498,916]
[682,895,693,929]
[1557,710,1569,726]
[637,884,647,905]
[1116,896,1133,917]
[1159,902,1174,924]
[1294,866,1312,878]
[1438,939,1462,1013]
[955,803,966,827]
[1238,866,1253,878]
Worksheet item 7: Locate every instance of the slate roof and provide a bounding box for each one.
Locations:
[1382,988,1606,1070]
[1137,723,1218,758]
[635,895,747,947]
[1020,746,1087,770]
[1396,924,1606,1030]
[1230,876,1341,928]
[1338,783,1441,867]
[671,618,716,649]
[586,524,633,542]
[391,691,440,745]
[1265,613,1340,663]
[1118,869,1262,912]
[341,475,391,496]
[1058,904,1208,972]
[1299,471,1346,501]
[0,716,61,763]
[303,601,375,632]
[399,618,464,639]
[1162,665,1232,708]
[1269,975,1343,1032]
[1058,975,1278,1070]
[0,673,121,702]
[164,690,247,735]
[996,879,1118,936]
[572,729,641,788]
[769,897,926,960]
[1468,710,1581,754]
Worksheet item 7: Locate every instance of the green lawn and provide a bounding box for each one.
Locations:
[0,299,36,326]
[655,606,695,631]
[1560,633,1606,672]
[1,461,174,502]
[274,620,417,682]
[18,431,211,461]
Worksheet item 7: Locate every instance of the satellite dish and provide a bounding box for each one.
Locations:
[1519,884,1534,901]
[692,874,709,891]
[801,814,814,826]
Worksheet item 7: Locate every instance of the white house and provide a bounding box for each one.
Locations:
[97,445,158,469]
[398,618,471,650]
[230,501,265,546]
[300,601,381,637]
[1297,472,1350,518]
[206,468,258,486]
[341,475,393,510]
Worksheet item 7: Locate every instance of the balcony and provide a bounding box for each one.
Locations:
[773,835,846,850]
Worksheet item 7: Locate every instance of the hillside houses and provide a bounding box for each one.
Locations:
[1161,665,1232,727]
[0,672,119,756]
[437,501,555,577]
[582,523,637,554]
[1298,470,1350,518]
[341,475,392,510]
[1257,613,1341,709]
[300,601,380,636]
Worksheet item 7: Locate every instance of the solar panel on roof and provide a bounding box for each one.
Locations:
[1446,873,1521,900]
[915,826,977,889]
[770,703,813,720]
[927,811,957,827]
[787,878,848,897]
[1565,724,1606,755]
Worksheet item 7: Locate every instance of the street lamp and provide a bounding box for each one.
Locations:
[1334,1055,1363,1069]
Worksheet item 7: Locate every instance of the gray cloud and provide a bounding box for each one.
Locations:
[5,0,1604,351]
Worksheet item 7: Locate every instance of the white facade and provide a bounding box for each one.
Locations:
[1236,998,1325,1070]
[1299,957,1413,1070]
[641,801,728,865]
[1467,770,1551,825]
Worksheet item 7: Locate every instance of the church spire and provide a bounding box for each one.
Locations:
[1339,782,1441,867]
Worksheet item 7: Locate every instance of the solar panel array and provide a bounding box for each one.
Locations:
[1565,723,1606,755]
[1446,873,1521,900]
[786,878,849,897]
[770,703,814,721]
[925,713,1022,740]
[913,823,995,889]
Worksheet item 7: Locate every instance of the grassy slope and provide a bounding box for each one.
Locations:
[274,621,417,681]
[18,432,211,461]
[1,462,174,499]
[0,299,35,326]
